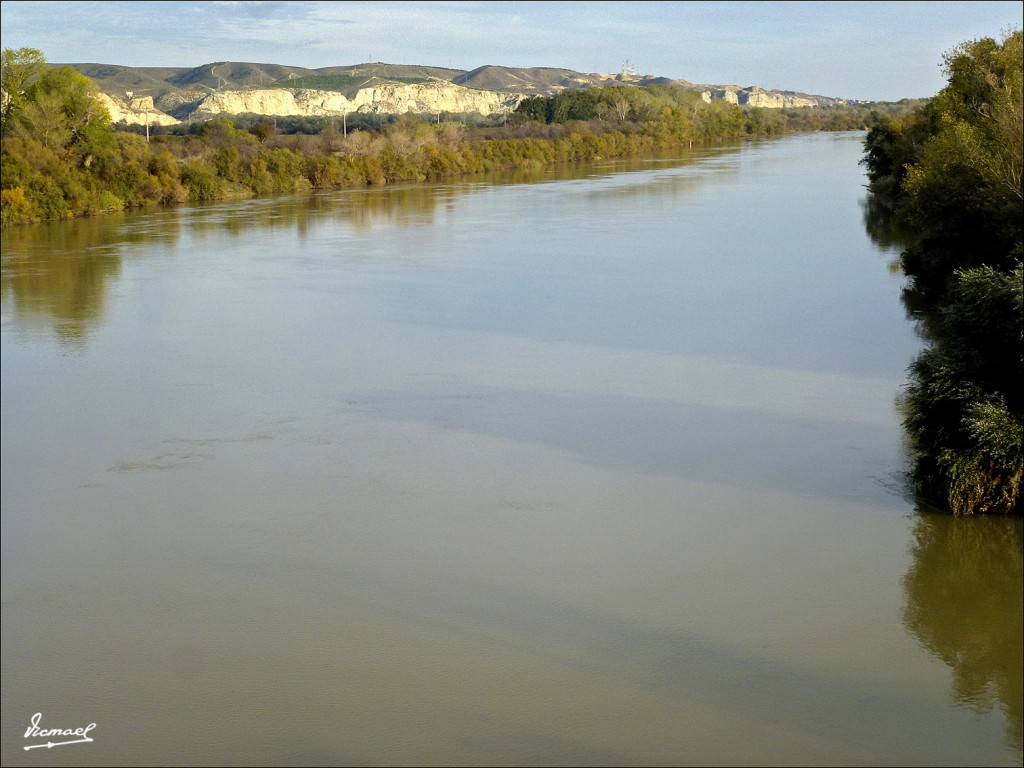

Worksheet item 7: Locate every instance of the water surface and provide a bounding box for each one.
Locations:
[2,133,1020,766]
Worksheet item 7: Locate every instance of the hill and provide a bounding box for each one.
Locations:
[51,60,847,125]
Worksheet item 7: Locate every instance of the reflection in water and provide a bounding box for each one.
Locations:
[181,149,725,241]
[0,149,727,346]
[1,209,185,344]
[902,511,1024,750]
[181,185,451,239]
[6,134,1018,764]
[1,238,121,345]
[859,194,945,344]
[859,192,912,258]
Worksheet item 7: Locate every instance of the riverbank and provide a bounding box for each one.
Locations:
[2,84,907,228]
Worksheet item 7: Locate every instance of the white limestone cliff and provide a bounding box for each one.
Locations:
[741,88,819,108]
[94,78,827,127]
[96,93,181,126]
[189,80,523,120]
[702,87,819,108]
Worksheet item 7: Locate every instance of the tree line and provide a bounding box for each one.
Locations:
[862,29,1022,515]
[508,82,904,134]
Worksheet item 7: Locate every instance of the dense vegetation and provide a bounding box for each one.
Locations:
[2,47,919,228]
[862,29,1022,515]
[507,84,901,134]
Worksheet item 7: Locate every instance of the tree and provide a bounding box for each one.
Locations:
[860,103,939,196]
[253,121,275,143]
[512,95,553,124]
[867,28,1024,515]
[551,89,598,123]
[9,64,114,158]
[902,265,1024,514]
[877,30,1024,289]
[1,47,46,136]
[611,96,631,122]
[935,29,1023,201]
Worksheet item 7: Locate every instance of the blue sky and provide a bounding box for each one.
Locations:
[0,1,1020,101]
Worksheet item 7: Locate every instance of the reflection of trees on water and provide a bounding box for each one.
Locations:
[902,510,1023,751]
[1,250,117,344]
[0,184,459,342]
[1,211,183,345]
[1,148,718,345]
[860,195,944,343]
[183,150,716,241]
[1,256,119,345]
[859,193,912,257]
[863,191,1023,752]
[183,185,449,240]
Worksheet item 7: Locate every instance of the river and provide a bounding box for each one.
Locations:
[1,132,1020,766]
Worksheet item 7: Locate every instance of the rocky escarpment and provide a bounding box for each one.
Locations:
[86,64,841,127]
[185,80,523,120]
[703,86,821,108]
[100,81,826,127]
[95,93,181,126]
[154,89,208,115]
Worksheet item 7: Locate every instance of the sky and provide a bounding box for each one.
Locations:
[0,1,1021,101]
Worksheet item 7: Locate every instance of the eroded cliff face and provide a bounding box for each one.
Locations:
[741,88,819,108]
[94,77,828,127]
[95,93,181,126]
[706,87,819,108]
[188,80,523,119]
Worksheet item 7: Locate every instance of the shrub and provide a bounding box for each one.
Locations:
[0,186,38,225]
[180,160,225,201]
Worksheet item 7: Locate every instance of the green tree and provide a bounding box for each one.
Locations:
[902,265,1024,514]
[253,121,275,143]
[9,64,114,160]
[1,47,46,136]
[861,105,938,197]
[551,89,599,123]
[867,28,1024,515]
[936,29,1023,202]
[511,95,553,124]
[899,30,1023,285]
